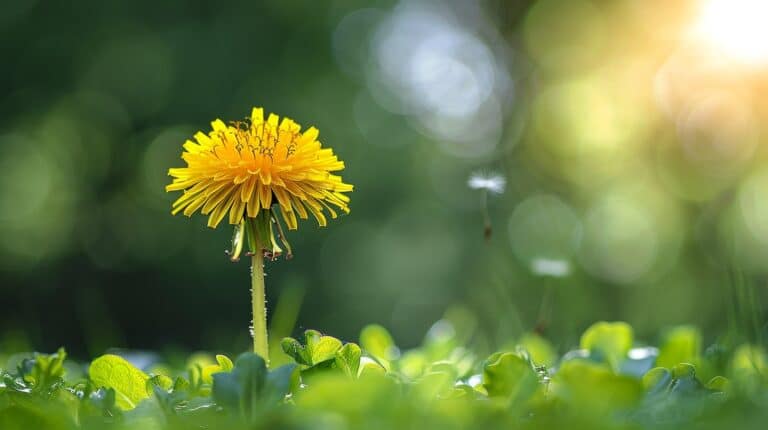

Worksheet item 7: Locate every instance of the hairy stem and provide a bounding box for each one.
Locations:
[251,246,269,364]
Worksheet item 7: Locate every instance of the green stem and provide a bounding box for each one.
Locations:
[481,189,492,241]
[251,246,269,364]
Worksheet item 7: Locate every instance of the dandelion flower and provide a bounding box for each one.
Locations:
[166,107,354,362]
[166,107,353,231]
[467,172,506,194]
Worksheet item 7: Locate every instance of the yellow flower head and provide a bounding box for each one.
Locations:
[166,108,353,230]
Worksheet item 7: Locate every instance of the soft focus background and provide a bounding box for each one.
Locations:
[1,0,767,358]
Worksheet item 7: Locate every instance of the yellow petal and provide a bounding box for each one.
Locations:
[246,184,261,217]
[208,193,236,228]
[251,107,264,125]
[229,196,245,225]
[258,185,272,209]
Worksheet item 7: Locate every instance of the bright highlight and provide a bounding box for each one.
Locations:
[693,0,768,65]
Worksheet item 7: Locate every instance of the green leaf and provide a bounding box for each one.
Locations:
[552,359,642,414]
[148,374,173,391]
[19,348,67,394]
[358,357,387,378]
[89,354,150,410]
[200,354,234,385]
[706,375,730,392]
[642,367,672,394]
[305,330,343,365]
[267,363,299,399]
[85,387,120,417]
[360,324,397,364]
[669,363,704,394]
[216,354,234,371]
[518,333,556,367]
[580,321,633,370]
[334,343,362,378]
[482,352,539,403]
[281,337,311,365]
[656,326,701,369]
[212,352,296,424]
[212,353,267,422]
[281,330,342,367]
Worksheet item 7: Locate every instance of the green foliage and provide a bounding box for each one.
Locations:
[20,347,67,396]
[334,343,362,378]
[656,326,702,369]
[580,321,634,370]
[88,354,150,410]
[517,333,556,367]
[211,353,297,425]
[2,322,768,429]
[481,351,540,405]
[281,329,342,367]
[552,359,643,415]
[359,324,397,368]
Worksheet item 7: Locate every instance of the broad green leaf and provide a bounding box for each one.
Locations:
[656,326,701,369]
[482,352,539,403]
[334,343,362,378]
[281,337,311,365]
[518,333,556,367]
[281,330,343,367]
[305,330,343,364]
[580,321,633,370]
[212,353,267,422]
[267,363,299,399]
[212,352,295,424]
[358,357,387,378]
[412,370,455,400]
[89,355,150,410]
[670,363,703,394]
[642,367,672,394]
[398,351,428,379]
[552,359,642,414]
[360,324,396,363]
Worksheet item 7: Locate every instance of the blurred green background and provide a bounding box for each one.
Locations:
[1,0,767,358]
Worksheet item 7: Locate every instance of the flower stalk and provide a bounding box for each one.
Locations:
[251,239,269,363]
[165,107,353,367]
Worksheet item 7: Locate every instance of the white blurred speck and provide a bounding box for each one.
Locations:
[531,258,571,277]
[628,347,658,360]
[467,374,483,387]
[467,171,506,194]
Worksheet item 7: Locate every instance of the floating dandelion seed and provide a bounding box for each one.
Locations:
[531,258,570,336]
[467,172,506,194]
[467,171,506,240]
[166,107,353,364]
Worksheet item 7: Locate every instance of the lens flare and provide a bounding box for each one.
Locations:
[693,0,768,65]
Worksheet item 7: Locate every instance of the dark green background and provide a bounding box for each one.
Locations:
[1,0,766,358]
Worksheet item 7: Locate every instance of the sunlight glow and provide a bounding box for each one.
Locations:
[693,0,768,65]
